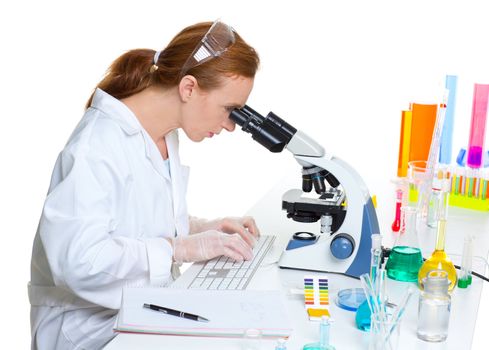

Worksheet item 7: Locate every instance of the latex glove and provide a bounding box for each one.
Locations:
[172,230,253,263]
[189,216,260,248]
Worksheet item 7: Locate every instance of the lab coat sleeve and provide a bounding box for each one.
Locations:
[40,148,173,309]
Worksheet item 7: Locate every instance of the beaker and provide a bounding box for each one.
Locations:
[386,206,423,282]
[407,160,429,206]
[369,312,401,350]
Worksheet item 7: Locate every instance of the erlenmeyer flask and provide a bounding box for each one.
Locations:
[386,206,423,282]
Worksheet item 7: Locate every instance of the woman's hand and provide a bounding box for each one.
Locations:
[188,216,261,248]
[216,216,260,248]
[172,231,253,263]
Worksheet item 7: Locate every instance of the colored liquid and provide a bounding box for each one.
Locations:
[386,246,423,282]
[391,201,401,232]
[467,146,483,168]
[417,298,450,342]
[355,299,372,331]
[418,250,457,292]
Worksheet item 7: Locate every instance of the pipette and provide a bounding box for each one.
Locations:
[385,287,414,342]
[417,89,449,218]
[458,234,474,288]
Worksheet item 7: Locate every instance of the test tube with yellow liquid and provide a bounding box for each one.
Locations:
[418,172,457,291]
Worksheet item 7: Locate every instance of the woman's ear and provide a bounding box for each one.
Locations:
[178,75,199,102]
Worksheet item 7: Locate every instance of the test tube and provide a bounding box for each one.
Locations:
[391,189,402,232]
[467,84,489,169]
[319,316,332,348]
[458,234,474,288]
[439,75,458,164]
[481,170,489,200]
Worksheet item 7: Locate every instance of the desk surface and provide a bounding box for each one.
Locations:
[105,176,489,350]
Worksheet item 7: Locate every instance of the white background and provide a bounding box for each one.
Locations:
[1,0,489,348]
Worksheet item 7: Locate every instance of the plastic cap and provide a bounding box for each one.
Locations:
[371,234,382,250]
[423,270,450,294]
[457,278,470,289]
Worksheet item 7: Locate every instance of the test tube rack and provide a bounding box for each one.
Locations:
[449,166,489,211]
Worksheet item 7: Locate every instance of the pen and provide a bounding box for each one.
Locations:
[143,303,210,322]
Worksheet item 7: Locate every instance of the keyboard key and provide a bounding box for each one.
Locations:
[228,279,241,290]
[223,261,236,269]
[198,269,211,278]
[236,269,246,278]
[201,279,213,289]
[218,278,232,290]
[209,278,223,290]
[190,278,204,288]
[227,269,238,278]
[238,279,248,289]
[214,260,226,269]
[205,260,216,269]
[242,260,252,268]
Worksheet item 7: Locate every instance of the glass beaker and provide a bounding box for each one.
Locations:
[407,160,429,206]
[369,313,401,350]
[386,206,423,282]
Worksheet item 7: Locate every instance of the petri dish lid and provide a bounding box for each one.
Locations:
[335,288,366,312]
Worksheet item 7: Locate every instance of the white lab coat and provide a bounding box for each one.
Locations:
[29,88,190,349]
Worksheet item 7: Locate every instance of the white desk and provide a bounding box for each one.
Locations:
[105,177,489,350]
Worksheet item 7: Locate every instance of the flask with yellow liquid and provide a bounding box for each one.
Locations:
[418,176,457,291]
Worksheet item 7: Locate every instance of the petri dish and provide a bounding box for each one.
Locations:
[335,288,366,312]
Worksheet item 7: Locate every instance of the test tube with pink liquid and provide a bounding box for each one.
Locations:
[467,84,489,169]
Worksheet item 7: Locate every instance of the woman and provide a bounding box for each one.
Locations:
[29,20,260,349]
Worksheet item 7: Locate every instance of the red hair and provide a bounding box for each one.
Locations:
[86,21,259,108]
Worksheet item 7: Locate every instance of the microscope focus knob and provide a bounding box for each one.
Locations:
[330,233,355,260]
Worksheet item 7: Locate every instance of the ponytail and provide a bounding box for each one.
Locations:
[86,21,259,109]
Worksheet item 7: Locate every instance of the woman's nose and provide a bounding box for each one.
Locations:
[223,117,236,132]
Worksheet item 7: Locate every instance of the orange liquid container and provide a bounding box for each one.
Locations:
[409,103,437,162]
[397,110,413,177]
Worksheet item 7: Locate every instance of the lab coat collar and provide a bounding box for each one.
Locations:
[90,88,142,136]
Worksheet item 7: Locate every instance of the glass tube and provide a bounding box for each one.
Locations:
[467,83,489,169]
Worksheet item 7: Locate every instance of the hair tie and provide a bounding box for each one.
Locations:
[150,50,161,73]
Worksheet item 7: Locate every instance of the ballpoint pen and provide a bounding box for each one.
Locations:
[143,303,210,322]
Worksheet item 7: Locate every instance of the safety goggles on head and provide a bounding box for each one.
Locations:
[180,19,235,77]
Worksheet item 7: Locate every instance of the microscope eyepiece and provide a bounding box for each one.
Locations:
[229,105,297,153]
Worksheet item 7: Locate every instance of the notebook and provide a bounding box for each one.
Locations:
[115,287,292,338]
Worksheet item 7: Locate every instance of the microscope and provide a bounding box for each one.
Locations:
[230,106,380,278]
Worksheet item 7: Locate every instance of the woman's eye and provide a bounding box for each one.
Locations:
[224,106,236,112]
